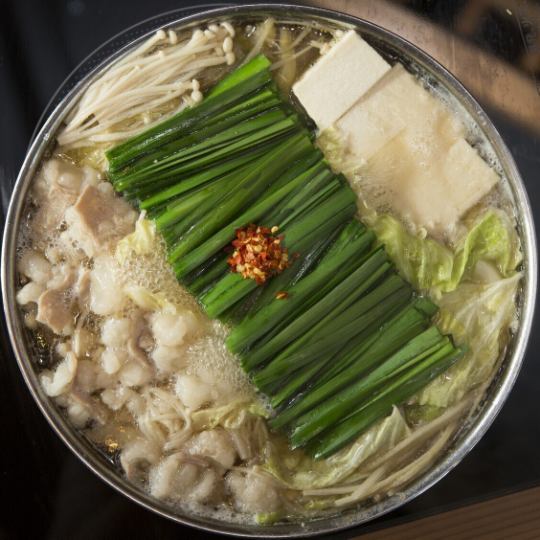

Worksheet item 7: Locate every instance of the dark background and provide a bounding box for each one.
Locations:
[1,1,539,539]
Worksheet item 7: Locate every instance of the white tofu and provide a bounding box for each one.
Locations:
[362,136,498,236]
[335,64,464,162]
[292,30,390,130]
[301,36,497,236]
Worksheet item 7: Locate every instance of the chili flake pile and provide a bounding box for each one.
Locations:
[227,224,289,284]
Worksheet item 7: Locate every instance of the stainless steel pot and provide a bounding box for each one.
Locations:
[1,4,537,537]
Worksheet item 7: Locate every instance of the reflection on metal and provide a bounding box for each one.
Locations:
[442,0,540,85]
[306,0,540,133]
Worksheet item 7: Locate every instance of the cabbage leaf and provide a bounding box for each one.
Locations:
[123,284,177,314]
[417,273,521,408]
[191,400,268,431]
[368,210,521,297]
[115,214,156,263]
[264,406,410,490]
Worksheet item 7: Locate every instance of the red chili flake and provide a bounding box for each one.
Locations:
[227,224,289,284]
[275,291,289,300]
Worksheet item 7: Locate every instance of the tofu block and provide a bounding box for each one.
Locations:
[363,136,498,236]
[336,64,465,162]
[292,30,390,130]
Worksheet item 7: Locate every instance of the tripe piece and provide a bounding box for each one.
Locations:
[292,30,390,130]
[335,64,464,162]
[64,183,136,257]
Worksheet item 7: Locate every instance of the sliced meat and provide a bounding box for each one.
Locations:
[148,454,223,503]
[100,385,140,411]
[118,360,153,387]
[65,183,136,257]
[42,158,100,195]
[151,345,185,374]
[36,265,77,335]
[101,314,151,369]
[36,289,73,335]
[100,347,128,375]
[150,311,200,348]
[175,374,217,410]
[74,268,92,311]
[101,317,132,348]
[120,438,161,482]
[30,159,100,237]
[68,388,109,427]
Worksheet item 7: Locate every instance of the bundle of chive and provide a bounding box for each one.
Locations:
[106,55,464,459]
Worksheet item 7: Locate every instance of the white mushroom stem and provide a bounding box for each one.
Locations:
[58,23,235,148]
[287,26,311,50]
[271,44,314,71]
[357,425,455,503]
[334,466,386,506]
[242,18,275,64]
[362,399,471,473]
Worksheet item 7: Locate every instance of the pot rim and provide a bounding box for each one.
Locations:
[1,3,537,537]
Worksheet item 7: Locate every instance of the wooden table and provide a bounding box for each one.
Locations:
[357,485,540,539]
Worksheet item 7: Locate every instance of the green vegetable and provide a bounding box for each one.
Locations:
[309,345,463,458]
[264,285,411,406]
[416,273,520,409]
[154,162,254,231]
[115,113,301,193]
[244,248,389,372]
[139,144,270,210]
[199,162,336,317]
[227,218,367,357]
[161,139,310,240]
[107,55,273,171]
[112,106,290,186]
[226,221,343,322]
[256,280,410,395]
[186,253,230,296]
[315,298,432,386]
[115,90,283,184]
[206,54,272,98]
[269,300,432,430]
[169,132,311,268]
[290,327,448,447]
[369,210,521,297]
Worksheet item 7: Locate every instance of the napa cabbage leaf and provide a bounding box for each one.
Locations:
[263,406,410,490]
[416,273,521,408]
[368,210,521,297]
[123,284,177,313]
[191,400,268,431]
[115,214,156,263]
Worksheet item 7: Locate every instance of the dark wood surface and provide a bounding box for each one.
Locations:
[356,485,540,539]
